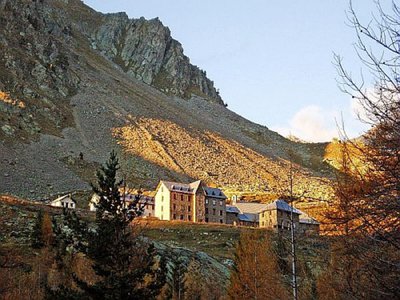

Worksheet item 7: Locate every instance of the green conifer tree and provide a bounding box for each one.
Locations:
[31,210,44,249]
[75,150,165,299]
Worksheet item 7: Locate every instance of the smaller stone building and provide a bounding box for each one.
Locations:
[204,187,226,224]
[259,199,301,230]
[299,212,320,234]
[137,195,155,218]
[233,202,270,227]
[50,194,76,209]
[226,205,240,225]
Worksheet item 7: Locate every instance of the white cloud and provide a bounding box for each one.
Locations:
[271,105,339,143]
[350,87,391,123]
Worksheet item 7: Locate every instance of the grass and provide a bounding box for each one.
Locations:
[140,220,261,261]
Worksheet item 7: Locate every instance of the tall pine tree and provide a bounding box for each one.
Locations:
[76,150,165,299]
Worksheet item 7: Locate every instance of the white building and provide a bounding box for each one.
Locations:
[50,194,76,209]
[89,193,100,211]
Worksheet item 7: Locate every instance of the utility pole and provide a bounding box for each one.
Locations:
[289,157,298,300]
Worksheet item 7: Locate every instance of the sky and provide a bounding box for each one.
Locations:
[83,0,384,142]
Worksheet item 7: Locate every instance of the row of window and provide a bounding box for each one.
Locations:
[172,204,191,212]
[261,210,272,218]
[205,217,224,224]
[205,199,224,206]
[173,193,191,201]
[172,214,192,221]
[205,208,224,216]
[261,220,272,227]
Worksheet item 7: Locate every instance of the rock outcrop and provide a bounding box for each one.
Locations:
[90,13,223,104]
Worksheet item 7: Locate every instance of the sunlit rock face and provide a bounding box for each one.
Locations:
[91,13,223,104]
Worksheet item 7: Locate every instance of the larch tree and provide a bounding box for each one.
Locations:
[229,230,289,300]
[321,1,400,298]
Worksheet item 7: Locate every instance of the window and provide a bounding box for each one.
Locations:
[205,208,209,214]
[205,199,209,204]
[219,210,223,216]
[173,193,177,200]
[180,215,184,220]
[212,200,216,206]
[220,219,223,224]
[184,195,188,201]
[188,206,191,212]
[161,196,164,202]
[161,214,163,220]
[180,194,184,201]
[205,217,209,222]
[219,200,223,206]
[173,213,176,219]
[173,204,176,210]
[262,221,265,226]
[188,215,191,221]
[213,208,216,215]
[148,213,151,217]
[161,206,163,212]
[262,212,264,218]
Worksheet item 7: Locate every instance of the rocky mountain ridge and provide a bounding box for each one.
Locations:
[89,12,223,103]
[0,0,333,201]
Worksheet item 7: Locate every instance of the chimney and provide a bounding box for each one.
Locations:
[232,195,237,205]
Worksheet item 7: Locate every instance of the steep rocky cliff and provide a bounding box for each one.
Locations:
[90,13,223,103]
[0,0,333,201]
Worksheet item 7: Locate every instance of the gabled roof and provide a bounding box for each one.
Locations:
[203,187,226,199]
[299,212,320,225]
[121,193,155,204]
[234,202,270,214]
[159,180,203,194]
[263,199,302,215]
[226,205,240,214]
[52,194,76,204]
[238,213,258,222]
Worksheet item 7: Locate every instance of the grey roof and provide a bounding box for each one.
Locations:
[123,194,154,205]
[160,180,202,194]
[238,213,257,222]
[203,187,226,199]
[299,212,320,225]
[226,205,240,214]
[234,202,270,214]
[52,194,76,204]
[263,199,302,215]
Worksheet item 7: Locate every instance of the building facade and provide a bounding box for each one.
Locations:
[154,180,226,223]
[299,212,320,234]
[258,200,301,230]
[230,199,303,230]
[50,194,76,209]
[204,187,227,224]
[226,205,240,225]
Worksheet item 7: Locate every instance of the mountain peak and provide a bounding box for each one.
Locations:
[88,7,223,104]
